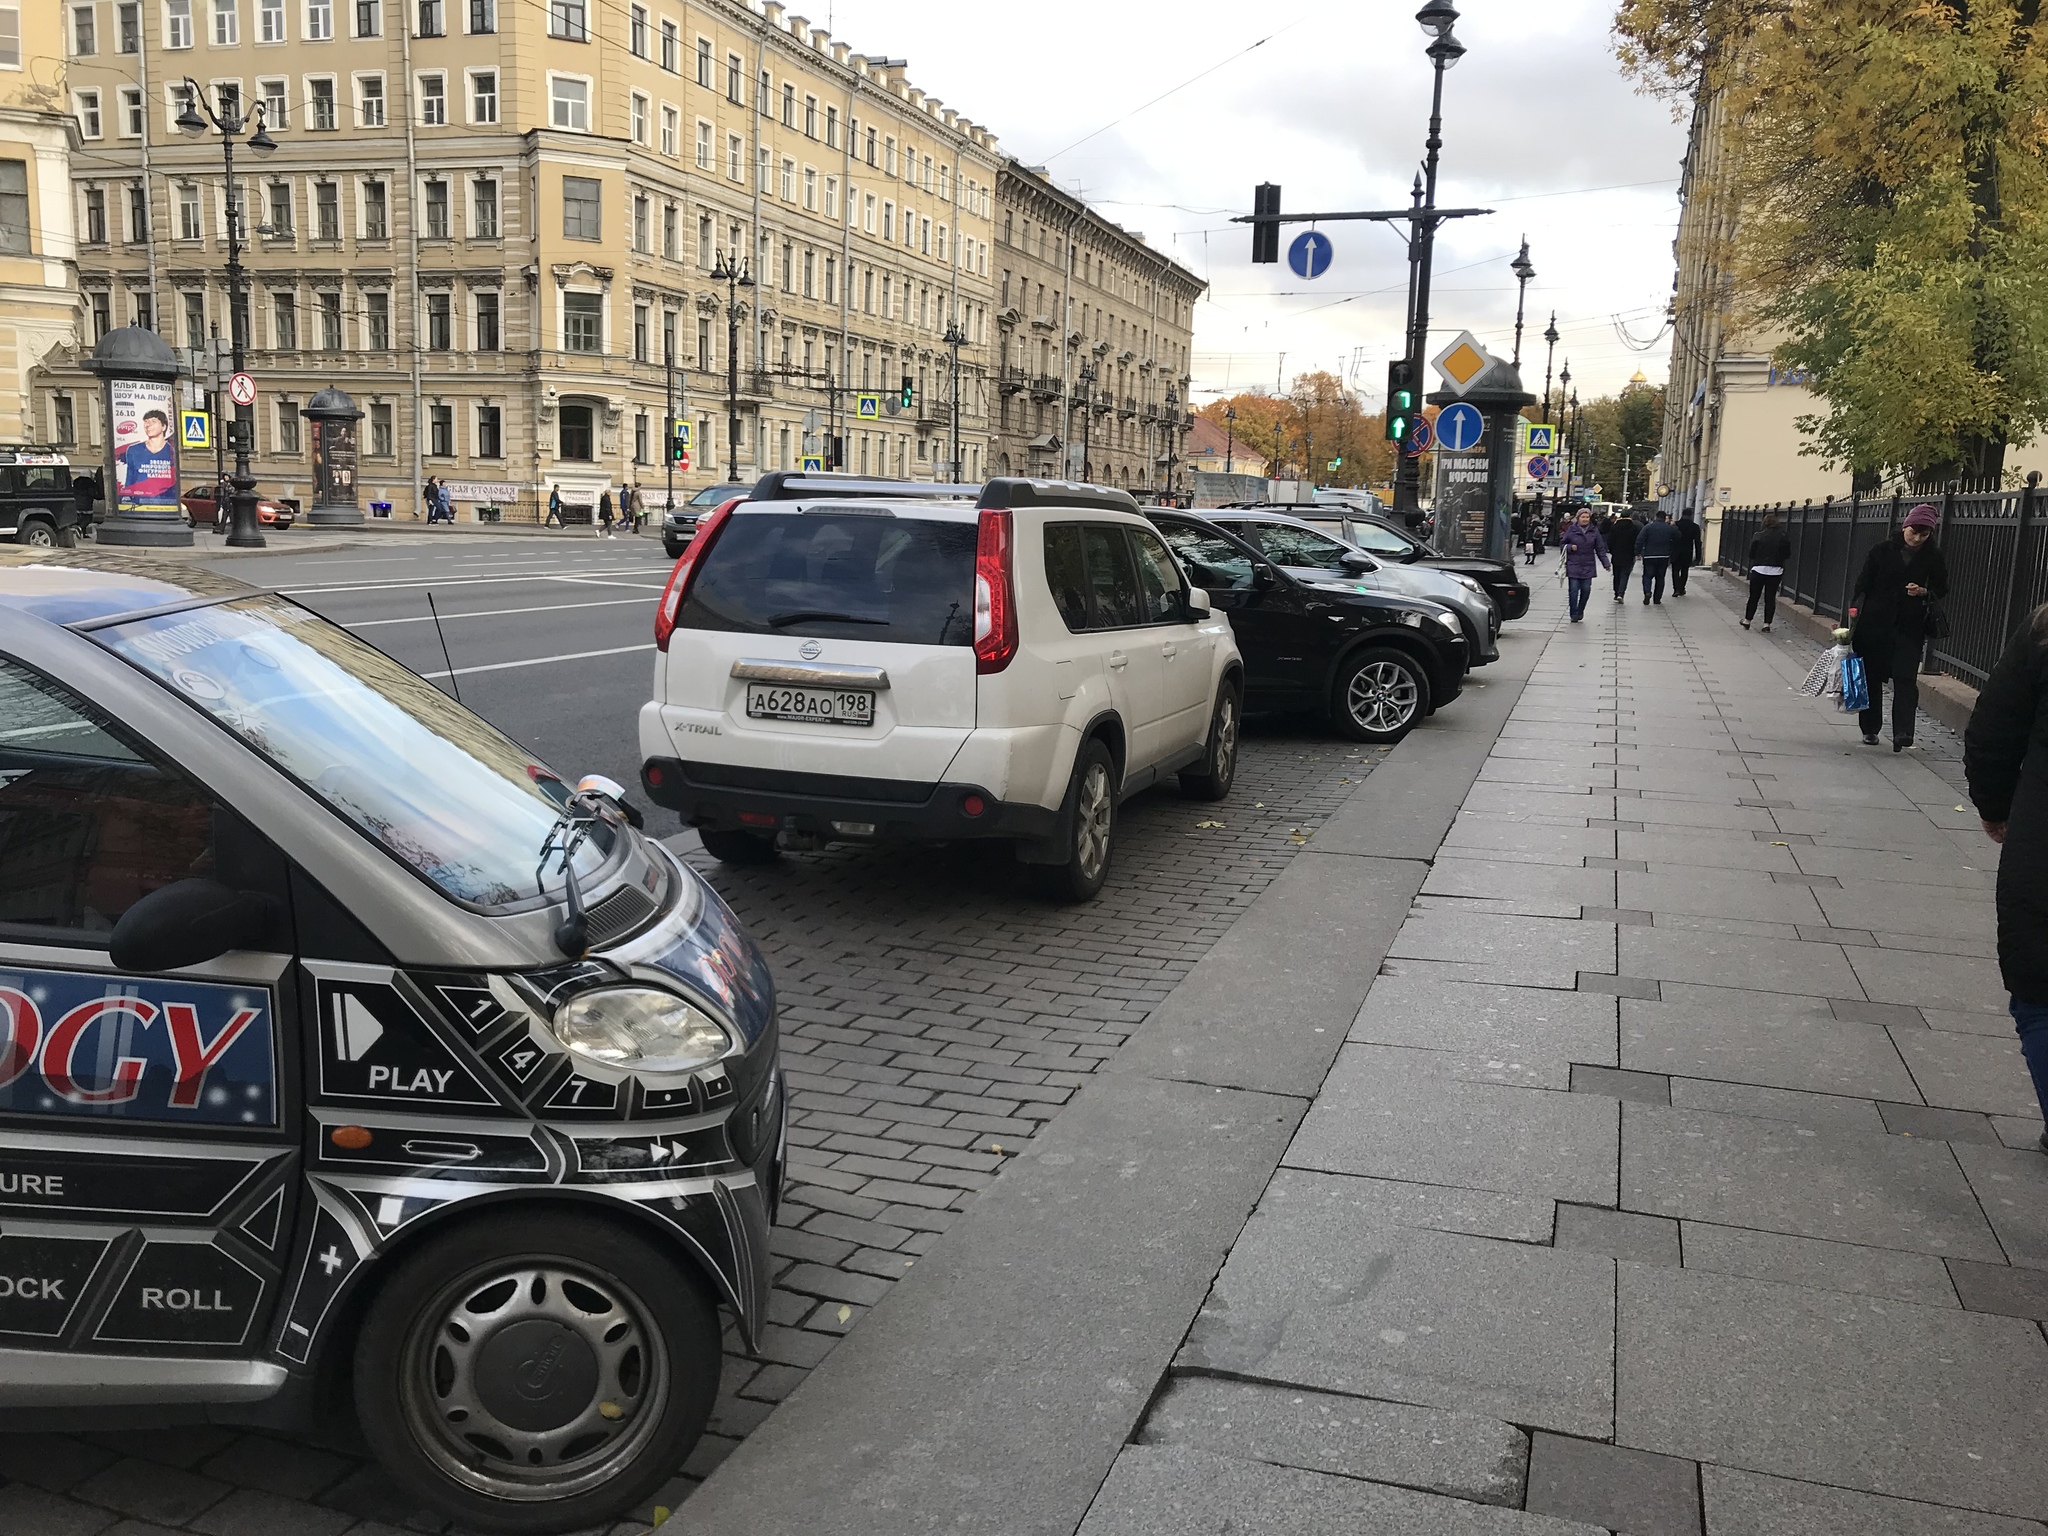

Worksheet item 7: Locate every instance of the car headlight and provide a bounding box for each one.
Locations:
[1424,609,1462,635]
[550,986,733,1074]
[1453,575,1484,594]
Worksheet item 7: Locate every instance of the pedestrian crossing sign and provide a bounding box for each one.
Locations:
[180,410,211,449]
[801,455,824,471]
[1526,423,1555,453]
[856,394,881,420]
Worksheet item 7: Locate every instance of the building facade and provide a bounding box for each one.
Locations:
[36,0,999,518]
[992,162,1202,498]
[1,1,83,445]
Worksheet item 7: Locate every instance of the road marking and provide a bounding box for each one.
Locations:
[278,568,660,597]
[421,643,654,680]
[346,596,652,629]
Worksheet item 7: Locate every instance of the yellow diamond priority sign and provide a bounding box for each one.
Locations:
[1431,331,1495,396]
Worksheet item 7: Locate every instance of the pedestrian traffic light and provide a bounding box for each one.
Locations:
[901,374,914,410]
[1251,183,1281,264]
[1385,360,1416,442]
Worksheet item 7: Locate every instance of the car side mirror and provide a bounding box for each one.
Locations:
[1340,551,1375,573]
[1183,588,1212,620]
[1253,564,1279,589]
[109,879,284,973]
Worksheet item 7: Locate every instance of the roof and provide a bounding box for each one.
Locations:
[0,548,254,627]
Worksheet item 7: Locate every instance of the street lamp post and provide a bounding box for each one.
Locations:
[943,318,967,480]
[176,81,275,549]
[1077,360,1096,482]
[1392,0,1467,521]
[1540,313,1559,422]
[1552,361,1572,518]
[710,251,754,482]
[1224,403,1237,474]
[1510,239,1535,368]
[1164,383,1181,503]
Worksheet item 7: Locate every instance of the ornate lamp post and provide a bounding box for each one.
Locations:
[175,80,275,548]
[710,251,754,482]
[1164,383,1181,503]
[1224,403,1237,474]
[1510,239,1535,367]
[943,318,967,480]
[1077,359,1096,481]
[1540,313,1559,423]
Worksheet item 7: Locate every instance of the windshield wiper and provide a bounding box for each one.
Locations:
[536,801,604,958]
[766,610,889,627]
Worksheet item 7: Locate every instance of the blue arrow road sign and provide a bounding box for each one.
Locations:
[1436,401,1485,453]
[1527,454,1550,481]
[1287,230,1333,280]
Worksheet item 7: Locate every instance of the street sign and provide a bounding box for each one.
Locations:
[1526,423,1555,453]
[1527,454,1550,482]
[1287,230,1333,281]
[1430,332,1493,396]
[1436,401,1485,453]
[856,394,880,420]
[801,455,824,472]
[885,395,903,416]
[228,372,257,407]
[1408,415,1435,454]
[672,420,692,447]
[180,410,211,450]
[678,451,692,471]
[1326,458,1342,471]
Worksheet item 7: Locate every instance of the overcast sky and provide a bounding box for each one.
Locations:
[825,0,1687,413]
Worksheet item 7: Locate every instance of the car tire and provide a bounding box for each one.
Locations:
[1332,647,1429,744]
[1178,682,1241,801]
[352,1210,721,1536]
[697,827,781,864]
[1028,737,1117,902]
[662,540,686,559]
[15,518,54,548]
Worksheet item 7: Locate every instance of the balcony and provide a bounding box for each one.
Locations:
[1093,389,1113,415]
[999,363,1028,395]
[1118,396,1136,419]
[1029,374,1064,402]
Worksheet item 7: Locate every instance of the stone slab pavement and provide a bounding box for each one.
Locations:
[682,561,2048,1533]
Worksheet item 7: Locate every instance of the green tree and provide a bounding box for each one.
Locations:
[1571,383,1666,503]
[1615,0,2048,480]
[1198,376,1398,487]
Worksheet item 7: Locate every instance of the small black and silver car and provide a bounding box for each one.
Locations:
[662,481,757,559]
[0,549,781,1534]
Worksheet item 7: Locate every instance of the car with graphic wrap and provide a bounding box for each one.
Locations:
[0,549,782,1535]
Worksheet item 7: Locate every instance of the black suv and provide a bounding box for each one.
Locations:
[1147,509,1465,744]
[1224,501,1529,619]
[0,451,87,547]
[662,480,757,558]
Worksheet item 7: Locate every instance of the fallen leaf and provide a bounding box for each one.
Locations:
[1772,841,1789,846]
[1955,806,1968,813]
[652,1509,672,1528]
[1196,819,1224,829]
[838,1304,852,1323]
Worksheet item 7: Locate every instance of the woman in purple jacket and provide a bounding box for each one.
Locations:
[1559,508,1611,624]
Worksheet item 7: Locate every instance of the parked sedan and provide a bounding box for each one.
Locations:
[181,482,297,531]
[1345,512,1530,620]
[1147,509,1466,744]
[662,481,757,558]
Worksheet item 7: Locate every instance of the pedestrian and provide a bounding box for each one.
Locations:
[1963,602,2048,1153]
[1850,502,1949,750]
[546,484,563,527]
[598,487,615,538]
[622,482,638,534]
[421,476,435,522]
[1636,510,1675,604]
[1671,511,1703,595]
[1742,511,1792,631]
[436,478,455,524]
[1559,507,1609,624]
[1607,512,1639,603]
[1523,513,1544,566]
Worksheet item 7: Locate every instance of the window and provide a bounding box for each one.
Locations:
[314,179,337,239]
[1246,522,1353,570]
[697,211,711,267]
[272,290,297,349]
[259,77,286,127]
[547,0,582,39]
[782,83,794,126]
[467,0,491,29]
[0,659,223,942]
[257,0,281,38]
[695,36,709,88]
[370,400,393,454]
[265,179,291,234]
[779,158,793,201]
[126,182,148,241]
[865,125,876,165]
[472,176,497,237]
[727,133,741,182]
[550,74,587,131]
[176,290,201,347]
[422,177,448,238]
[661,201,677,258]
[1128,530,1189,623]
[632,303,647,360]
[660,104,677,156]
[120,0,141,49]
[825,175,837,220]
[802,165,815,211]
[425,291,449,349]
[562,174,599,239]
[166,0,192,46]
[477,404,501,458]
[694,120,710,169]
[309,77,336,130]
[634,412,648,463]
[53,394,75,443]
[560,403,593,459]
[120,86,144,136]
[419,72,446,126]
[563,292,601,352]
[825,105,837,148]
[83,187,107,243]
[882,200,893,241]
[354,0,377,31]
[661,308,675,365]
[800,249,813,298]
[356,74,385,128]
[214,81,241,120]
[362,177,386,237]
[365,289,389,348]
[1045,524,1143,631]
[76,90,102,139]
[631,192,648,251]
[306,0,330,39]
[213,0,237,41]
[627,1,644,54]
[470,68,496,123]
[756,145,768,192]
[757,67,769,113]
[884,135,895,175]
[73,3,96,52]
[629,91,648,144]
[659,18,675,70]
[89,290,111,341]
[697,313,710,363]
[177,183,202,240]
[824,255,835,303]
[475,290,498,349]
[803,94,816,137]
[864,191,875,233]
[726,52,740,103]
[416,0,439,32]
[428,402,452,455]
[318,290,341,349]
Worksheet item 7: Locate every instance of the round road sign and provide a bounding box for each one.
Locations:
[1436,401,1484,453]
[1527,454,1550,481]
[1287,230,1333,281]
[1407,415,1435,454]
[228,372,257,407]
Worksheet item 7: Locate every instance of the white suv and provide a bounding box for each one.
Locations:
[638,474,1243,899]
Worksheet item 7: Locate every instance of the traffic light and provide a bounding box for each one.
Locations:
[901,374,914,410]
[669,433,687,465]
[1251,183,1280,264]
[1385,360,1416,442]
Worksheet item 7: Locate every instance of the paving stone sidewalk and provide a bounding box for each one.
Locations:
[1101,570,2048,1534]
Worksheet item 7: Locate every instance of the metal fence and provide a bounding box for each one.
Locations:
[1716,478,2048,685]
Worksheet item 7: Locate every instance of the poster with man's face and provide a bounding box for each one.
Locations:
[110,378,180,516]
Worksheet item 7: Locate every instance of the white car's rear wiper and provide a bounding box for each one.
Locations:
[766,610,889,627]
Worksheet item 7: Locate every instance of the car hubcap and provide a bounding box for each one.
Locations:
[1214,699,1238,783]
[398,1261,665,1502]
[25,527,51,547]
[1347,662,1419,733]
[1075,762,1112,881]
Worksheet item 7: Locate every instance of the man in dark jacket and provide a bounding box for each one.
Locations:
[1635,511,1675,604]
[1670,513,1704,595]
[1606,514,1639,602]
[1964,606,2048,1151]
[1851,503,1948,750]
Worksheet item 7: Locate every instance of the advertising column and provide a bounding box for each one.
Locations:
[87,327,193,547]
[303,388,365,526]
[1425,331,1535,564]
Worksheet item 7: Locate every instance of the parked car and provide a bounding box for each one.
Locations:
[1328,510,1530,620]
[0,547,781,1533]
[662,481,757,558]
[640,473,1244,900]
[181,481,297,531]
[1147,509,1467,744]
[1202,509,1501,666]
[0,449,87,547]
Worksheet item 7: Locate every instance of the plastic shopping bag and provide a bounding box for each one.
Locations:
[1802,635,1854,697]
[1838,654,1869,713]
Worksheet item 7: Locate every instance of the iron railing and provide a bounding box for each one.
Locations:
[1716,476,2047,685]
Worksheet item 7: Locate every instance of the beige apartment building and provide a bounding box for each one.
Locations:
[35,0,999,518]
[993,161,1202,497]
[1,2,83,445]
